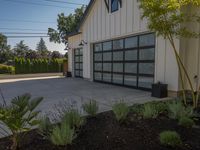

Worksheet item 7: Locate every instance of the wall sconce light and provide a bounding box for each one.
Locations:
[64,47,69,51]
[64,43,71,51]
[79,40,87,46]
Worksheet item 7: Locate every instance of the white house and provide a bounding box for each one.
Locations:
[67,0,200,96]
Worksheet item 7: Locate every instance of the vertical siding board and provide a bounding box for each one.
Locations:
[97,0,102,40]
[115,11,121,36]
[126,0,133,33]
[133,0,140,32]
[90,13,94,42]
[102,0,106,39]
[165,39,179,91]
[93,7,97,41]
[110,13,115,37]
[120,0,126,35]
[155,36,166,83]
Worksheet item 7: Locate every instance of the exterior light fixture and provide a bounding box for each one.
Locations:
[79,40,87,46]
[64,47,69,51]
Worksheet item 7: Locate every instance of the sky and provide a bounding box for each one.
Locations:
[0,0,90,54]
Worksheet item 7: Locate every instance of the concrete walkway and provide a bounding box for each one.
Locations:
[0,73,63,80]
[0,77,158,117]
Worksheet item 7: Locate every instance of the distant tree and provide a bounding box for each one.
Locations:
[48,6,84,44]
[25,50,40,59]
[36,38,50,58]
[0,33,7,50]
[0,33,14,63]
[51,51,61,59]
[13,41,29,58]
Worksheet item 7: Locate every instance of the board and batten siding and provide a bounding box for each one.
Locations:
[68,0,180,92]
[180,6,200,90]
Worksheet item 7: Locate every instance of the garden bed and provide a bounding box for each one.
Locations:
[0,109,200,150]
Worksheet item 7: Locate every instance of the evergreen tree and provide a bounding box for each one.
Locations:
[36,38,49,58]
[13,41,29,58]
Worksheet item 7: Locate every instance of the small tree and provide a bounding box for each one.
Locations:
[140,0,200,108]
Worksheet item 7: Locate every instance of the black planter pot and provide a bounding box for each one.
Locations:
[151,83,168,98]
[66,72,72,77]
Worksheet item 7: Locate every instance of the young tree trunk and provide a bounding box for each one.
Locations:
[167,35,187,105]
[11,133,18,150]
[168,34,197,108]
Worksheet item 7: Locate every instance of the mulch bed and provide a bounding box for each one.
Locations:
[0,111,200,150]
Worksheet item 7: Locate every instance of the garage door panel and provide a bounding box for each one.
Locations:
[93,33,155,90]
[139,48,155,60]
[113,74,123,84]
[125,50,137,61]
[74,48,83,78]
[124,75,137,86]
[113,51,123,61]
[125,36,138,48]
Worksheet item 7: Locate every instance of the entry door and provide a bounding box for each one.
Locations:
[93,33,155,90]
[74,48,83,78]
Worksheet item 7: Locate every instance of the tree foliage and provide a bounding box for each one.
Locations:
[48,6,84,44]
[13,41,30,58]
[140,0,200,39]
[36,38,50,58]
[140,0,200,107]
[0,93,43,150]
[0,33,13,64]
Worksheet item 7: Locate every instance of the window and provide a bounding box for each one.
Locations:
[111,0,119,12]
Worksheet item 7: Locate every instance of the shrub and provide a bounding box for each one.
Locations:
[0,94,43,150]
[148,101,168,114]
[178,116,195,128]
[143,103,158,119]
[167,101,193,119]
[159,131,182,147]
[50,120,76,146]
[0,64,15,74]
[38,117,53,138]
[112,102,129,122]
[83,100,99,117]
[25,59,31,73]
[130,104,144,116]
[63,110,84,128]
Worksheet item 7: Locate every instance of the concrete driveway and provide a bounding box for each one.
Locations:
[0,77,156,116]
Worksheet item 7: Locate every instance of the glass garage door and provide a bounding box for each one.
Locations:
[93,33,155,90]
[74,48,83,78]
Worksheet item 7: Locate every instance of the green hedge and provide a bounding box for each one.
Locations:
[0,64,15,74]
[14,58,64,74]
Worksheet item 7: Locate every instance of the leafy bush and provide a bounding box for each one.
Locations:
[167,101,193,119]
[143,103,158,119]
[112,102,129,122]
[159,131,182,147]
[64,110,84,128]
[83,100,99,117]
[0,64,15,74]
[178,116,195,128]
[50,120,76,146]
[0,94,43,150]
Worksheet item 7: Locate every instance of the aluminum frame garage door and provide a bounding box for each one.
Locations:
[74,48,83,78]
[93,33,155,90]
